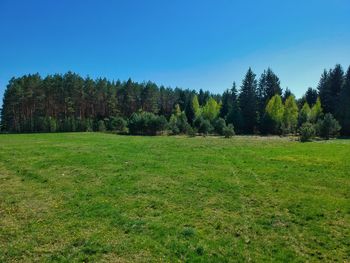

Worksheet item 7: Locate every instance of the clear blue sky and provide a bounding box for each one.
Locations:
[1,0,350,103]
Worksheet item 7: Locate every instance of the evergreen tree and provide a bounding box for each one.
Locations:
[282,88,293,102]
[317,69,330,113]
[304,87,318,106]
[316,113,341,139]
[225,83,242,132]
[318,65,344,116]
[338,66,350,135]
[239,68,258,133]
[257,68,282,115]
[141,81,159,113]
[220,83,236,118]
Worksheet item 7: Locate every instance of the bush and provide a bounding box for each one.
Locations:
[316,113,341,139]
[213,117,227,135]
[60,117,76,132]
[168,114,180,134]
[169,112,191,135]
[187,126,196,137]
[47,117,57,132]
[109,116,127,133]
[299,122,315,142]
[193,116,213,135]
[128,112,168,135]
[98,120,106,132]
[223,124,235,138]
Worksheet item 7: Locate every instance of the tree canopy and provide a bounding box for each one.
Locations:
[1,64,349,136]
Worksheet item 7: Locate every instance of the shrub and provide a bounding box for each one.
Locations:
[168,114,180,135]
[128,112,168,135]
[61,117,76,132]
[299,122,315,142]
[187,126,196,137]
[168,112,190,135]
[193,116,213,135]
[109,116,127,133]
[223,124,235,138]
[213,117,227,135]
[48,117,57,132]
[98,120,106,132]
[316,113,341,139]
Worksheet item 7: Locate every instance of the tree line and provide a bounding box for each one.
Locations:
[1,64,349,139]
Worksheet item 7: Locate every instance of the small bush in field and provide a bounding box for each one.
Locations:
[223,124,235,138]
[299,122,315,142]
[316,113,341,139]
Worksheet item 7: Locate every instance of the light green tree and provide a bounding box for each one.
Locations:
[299,102,311,126]
[201,97,221,121]
[265,95,284,132]
[282,95,299,133]
[310,97,323,123]
[192,95,201,117]
[173,104,181,117]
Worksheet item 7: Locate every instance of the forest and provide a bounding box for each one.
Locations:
[1,64,349,139]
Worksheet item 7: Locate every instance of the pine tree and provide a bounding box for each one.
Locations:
[318,65,344,116]
[239,68,258,133]
[338,66,350,135]
[282,88,293,102]
[226,82,242,132]
[257,68,282,115]
[317,69,330,113]
[304,87,318,106]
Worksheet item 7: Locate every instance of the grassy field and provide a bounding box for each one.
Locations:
[0,133,349,262]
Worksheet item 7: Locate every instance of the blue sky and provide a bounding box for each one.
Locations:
[1,0,349,102]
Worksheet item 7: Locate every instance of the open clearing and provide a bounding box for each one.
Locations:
[0,133,349,262]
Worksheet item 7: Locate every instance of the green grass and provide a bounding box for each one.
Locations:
[0,133,349,262]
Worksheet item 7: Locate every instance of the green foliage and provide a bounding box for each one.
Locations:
[239,68,258,133]
[338,66,350,135]
[299,122,316,142]
[212,117,227,135]
[304,87,318,106]
[173,104,181,117]
[193,116,213,135]
[201,97,221,121]
[310,97,323,123]
[316,113,341,139]
[282,95,299,134]
[223,124,235,138]
[1,66,349,136]
[128,112,168,135]
[108,116,128,133]
[191,95,201,117]
[98,120,106,132]
[47,117,57,132]
[265,95,284,134]
[299,102,311,126]
[168,111,190,135]
[257,68,282,116]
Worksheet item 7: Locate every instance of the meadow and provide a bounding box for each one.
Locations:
[0,133,349,262]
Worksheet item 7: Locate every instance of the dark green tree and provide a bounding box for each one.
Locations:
[239,68,258,133]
